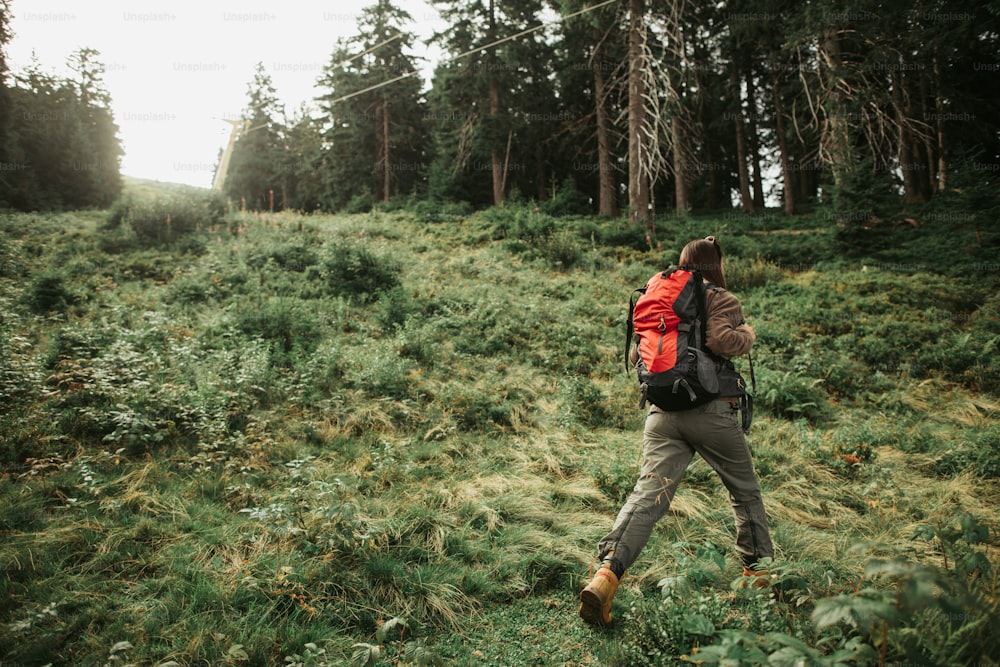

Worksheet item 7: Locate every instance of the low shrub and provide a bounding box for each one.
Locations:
[345,345,419,401]
[756,368,828,422]
[246,243,319,273]
[561,376,616,429]
[232,298,324,363]
[411,198,472,223]
[539,179,592,217]
[590,455,639,505]
[24,271,76,314]
[932,422,1000,479]
[724,255,786,290]
[106,190,227,246]
[319,240,401,303]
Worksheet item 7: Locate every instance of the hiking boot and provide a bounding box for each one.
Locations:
[740,565,772,589]
[579,564,621,626]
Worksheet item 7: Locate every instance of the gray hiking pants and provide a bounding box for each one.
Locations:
[598,399,774,571]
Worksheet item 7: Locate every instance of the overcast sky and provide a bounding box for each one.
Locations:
[7,0,446,188]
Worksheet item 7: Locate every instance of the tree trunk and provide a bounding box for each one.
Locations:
[704,138,720,210]
[745,69,764,210]
[490,78,504,205]
[593,58,618,216]
[488,0,504,206]
[628,0,649,225]
[933,56,948,193]
[672,116,689,215]
[733,75,753,211]
[773,75,796,216]
[893,69,925,204]
[697,79,718,209]
[821,29,851,190]
[382,95,391,202]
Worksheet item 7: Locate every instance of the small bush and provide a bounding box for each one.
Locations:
[25,271,76,314]
[232,298,323,362]
[561,376,616,428]
[590,456,639,505]
[246,243,319,272]
[346,346,418,401]
[165,275,218,305]
[539,179,592,217]
[933,423,1000,479]
[107,190,227,246]
[535,231,582,270]
[376,286,420,331]
[411,198,472,223]
[345,192,374,214]
[756,368,828,422]
[321,240,401,303]
[725,255,786,290]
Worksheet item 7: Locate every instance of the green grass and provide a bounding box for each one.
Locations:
[1,193,999,666]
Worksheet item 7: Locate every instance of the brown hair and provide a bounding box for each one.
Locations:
[678,235,726,289]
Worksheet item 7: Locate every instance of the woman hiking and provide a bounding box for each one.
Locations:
[579,235,774,627]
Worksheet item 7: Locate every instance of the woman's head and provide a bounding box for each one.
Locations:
[679,236,726,288]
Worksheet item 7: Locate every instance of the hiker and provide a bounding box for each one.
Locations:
[579,235,774,627]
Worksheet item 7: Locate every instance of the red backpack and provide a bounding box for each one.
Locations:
[626,267,721,411]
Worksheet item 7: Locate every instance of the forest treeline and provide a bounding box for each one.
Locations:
[2,0,998,221]
[0,1,122,210]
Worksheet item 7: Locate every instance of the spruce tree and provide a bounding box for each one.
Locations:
[428,0,551,207]
[316,0,427,211]
[552,0,627,216]
[224,63,286,211]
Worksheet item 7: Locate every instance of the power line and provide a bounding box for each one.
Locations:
[324,0,620,106]
[333,32,403,70]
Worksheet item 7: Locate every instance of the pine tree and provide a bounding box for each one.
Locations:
[553,0,626,216]
[67,48,123,207]
[224,63,286,211]
[428,0,551,207]
[0,0,12,196]
[281,105,326,211]
[316,0,427,210]
[3,50,122,211]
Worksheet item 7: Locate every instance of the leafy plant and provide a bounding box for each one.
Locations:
[318,239,401,303]
[107,190,226,246]
[24,271,76,314]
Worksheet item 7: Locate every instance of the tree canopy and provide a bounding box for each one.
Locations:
[3,0,997,222]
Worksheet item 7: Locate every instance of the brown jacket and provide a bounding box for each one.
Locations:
[705,286,754,359]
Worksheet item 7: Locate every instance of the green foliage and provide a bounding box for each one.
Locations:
[314,7,428,211]
[345,344,418,401]
[756,368,827,422]
[410,198,473,223]
[808,521,1000,666]
[617,524,1000,667]
[933,422,1000,479]
[724,255,786,290]
[106,189,227,246]
[232,298,323,362]
[613,543,757,665]
[1,202,999,667]
[539,179,593,217]
[561,376,616,428]
[318,240,401,303]
[590,455,639,505]
[3,49,123,211]
[24,271,76,314]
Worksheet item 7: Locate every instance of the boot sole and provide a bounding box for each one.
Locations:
[579,588,610,626]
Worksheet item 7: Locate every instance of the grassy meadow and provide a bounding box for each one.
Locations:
[1,185,999,666]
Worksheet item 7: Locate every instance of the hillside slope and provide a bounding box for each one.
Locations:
[1,200,998,666]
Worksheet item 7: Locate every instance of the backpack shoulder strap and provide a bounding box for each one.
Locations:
[625,286,645,374]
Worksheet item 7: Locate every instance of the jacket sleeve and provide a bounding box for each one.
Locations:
[704,287,755,359]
